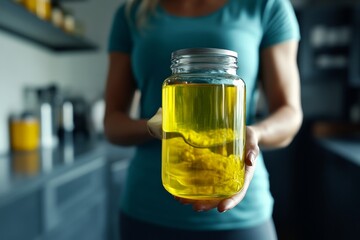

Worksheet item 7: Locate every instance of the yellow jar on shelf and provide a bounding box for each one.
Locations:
[10,113,40,151]
[23,0,51,20]
[162,48,246,200]
[36,0,51,20]
[24,0,37,13]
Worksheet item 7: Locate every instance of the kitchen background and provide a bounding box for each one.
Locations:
[0,0,359,240]
[0,0,123,154]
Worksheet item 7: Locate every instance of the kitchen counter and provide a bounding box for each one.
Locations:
[311,121,360,166]
[316,136,360,167]
[0,136,135,240]
[0,136,135,205]
[311,135,360,239]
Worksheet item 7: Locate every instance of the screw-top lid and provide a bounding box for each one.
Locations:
[172,48,238,59]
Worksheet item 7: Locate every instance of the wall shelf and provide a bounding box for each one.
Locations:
[0,0,97,51]
[55,0,88,2]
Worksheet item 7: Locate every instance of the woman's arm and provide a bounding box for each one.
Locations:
[253,40,303,149]
[104,52,153,146]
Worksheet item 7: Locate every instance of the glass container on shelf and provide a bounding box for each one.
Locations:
[22,0,52,20]
[36,0,51,20]
[24,0,36,13]
[51,5,64,28]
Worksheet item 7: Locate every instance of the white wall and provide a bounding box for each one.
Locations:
[0,0,122,154]
[0,31,53,154]
[55,0,123,100]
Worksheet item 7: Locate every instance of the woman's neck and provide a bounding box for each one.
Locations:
[160,0,228,17]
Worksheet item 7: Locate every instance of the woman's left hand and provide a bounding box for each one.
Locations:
[174,126,260,213]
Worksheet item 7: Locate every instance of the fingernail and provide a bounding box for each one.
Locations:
[220,209,228,213]
[246,152,254,166]
[250,153,255,166]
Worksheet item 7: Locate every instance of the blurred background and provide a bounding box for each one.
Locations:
[0,0,359,239]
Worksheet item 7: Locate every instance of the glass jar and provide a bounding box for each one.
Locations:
[24,0,37,14]
[10,112,40,151]
[162,48,246,200]
[36,0,52,20]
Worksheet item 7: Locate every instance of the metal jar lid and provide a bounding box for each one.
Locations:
[171,48,238,59]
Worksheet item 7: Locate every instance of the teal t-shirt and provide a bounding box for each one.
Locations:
[109,0,300,230]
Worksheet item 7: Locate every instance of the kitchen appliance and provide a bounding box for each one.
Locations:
[58,99,74,143]
[90,98,105,136]
[36,85,59,148]
[60,96,91,140]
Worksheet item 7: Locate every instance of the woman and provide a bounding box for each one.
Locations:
[104,0,303,239]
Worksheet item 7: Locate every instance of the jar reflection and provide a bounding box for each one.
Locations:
[12,151,40,176]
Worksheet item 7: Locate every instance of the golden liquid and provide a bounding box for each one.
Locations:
[162,83,246,200]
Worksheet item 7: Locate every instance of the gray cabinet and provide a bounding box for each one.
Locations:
[43,159,106,233]
[0,191,42,240]
[0,156,107,240]
[107,158,131,240]
[43,157,107,240]
[0,141,134,240]
[44,195,106,240]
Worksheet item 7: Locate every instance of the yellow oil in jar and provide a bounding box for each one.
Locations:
[162,83,246,200]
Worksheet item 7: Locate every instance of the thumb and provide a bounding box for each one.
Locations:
[147,108,163,139]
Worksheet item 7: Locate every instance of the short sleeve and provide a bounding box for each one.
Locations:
[260,0,300,49]
[108,5,133,53]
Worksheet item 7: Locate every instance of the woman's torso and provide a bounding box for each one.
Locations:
[110,0,299,230]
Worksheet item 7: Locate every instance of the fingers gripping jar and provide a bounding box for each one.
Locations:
[162,48,246,200]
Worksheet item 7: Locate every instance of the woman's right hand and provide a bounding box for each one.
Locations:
[146,108,260,212]
[174,126,259,212]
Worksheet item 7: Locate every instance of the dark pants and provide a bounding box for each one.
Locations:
[119,212,278,240]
